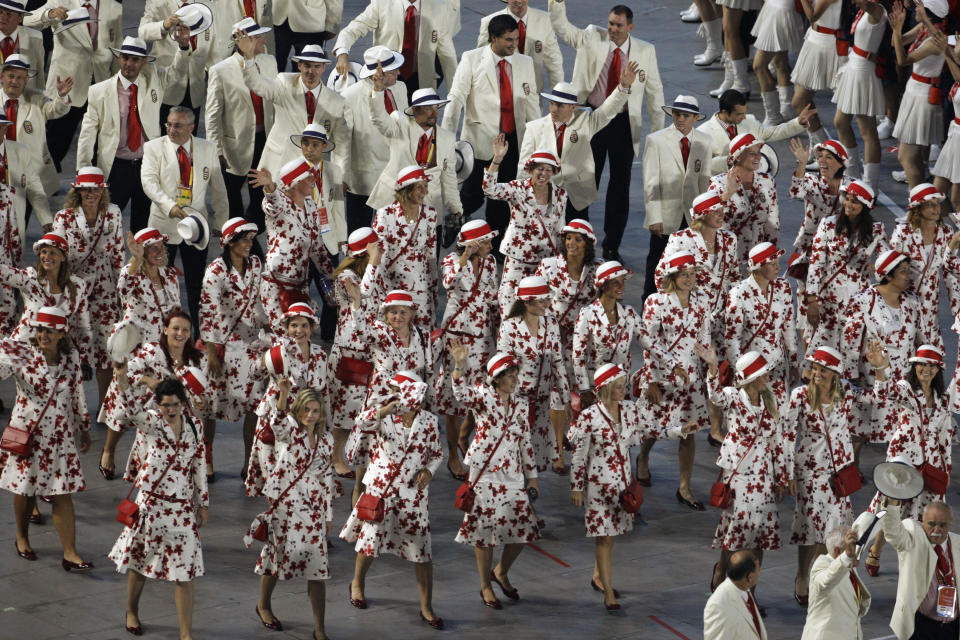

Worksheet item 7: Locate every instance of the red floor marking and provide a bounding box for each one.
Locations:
[648,615,691,640]
[527,543,570,567]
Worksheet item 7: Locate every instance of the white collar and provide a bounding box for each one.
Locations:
[491,49,513,65]
[609,38,629,55]
[118,74,137,90]
[299,78,321,98]
[736,586,751,602]
[0,89,13,103]
[509,9,526,22]
[0,27,18,42]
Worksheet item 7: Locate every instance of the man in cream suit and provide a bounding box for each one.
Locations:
[518,72,635,219]
[27,0,123,171]
[335,45,408,231]
[207,0,273,65]
[442,14,539,254]
[801,526,871,640]
[641,95,710,300]
[141,106,227,328]
[237,39,347,179]
[549,0,664,261]
[0,115,50,236]
[883,500,960,640]
[704,550,767,640]
[77,35,190,232]
[478,0,563,96]
[206,18,276,236]
[272,0,332,72]
[0,1,46,92]
[332,0,458,95]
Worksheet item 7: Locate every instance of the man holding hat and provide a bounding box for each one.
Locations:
[78,34,191,233]
[0,1,46,93]
[549,1,665,262]
[519,66,638,220]
[26,0,122,171]
[800,525,872,639]
[141,105,227,330]
[138,1,215,127]
[332,0,458,95]
[641,95,711,300]
[477,0,563,96]
[335,45,408,231]
[366,71,462,222]
[206,18,277,231]
[237,36,346,178]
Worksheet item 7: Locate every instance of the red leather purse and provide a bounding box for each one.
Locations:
[455,405,515,513]
[821,411,862,497]
[709,479,733,509]
[355,491,386,523]
[335,356,374,387]
[717,360,735,387]
[252,520,269,542]
[0,424,31,456]
[922,462,949,494]
[620,478,644,513]
[257,424,276,446]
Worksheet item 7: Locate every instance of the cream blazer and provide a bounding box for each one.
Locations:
[206,0,274,66]
[477,7,563,94]
[1,88,69,194]
[441,46,540,161]
[548,0,664,156]
[331,0,457,92]
[641,125,711,234]
[205,52,278,176]
[272,0,326,34]
[311,158,347,254]
[1,27,46,92]
[703,578,768,640]
[801,553,871,640]
[140,135,228,243]
[698,112,806,174]
[4,139,50,235]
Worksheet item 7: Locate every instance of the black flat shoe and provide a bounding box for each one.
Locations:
[447,461,467,482]
[706,433,723,447]
[635,454,651,485]
[590,578,620,598]
[62,558,94,572]
[336,469,356,479]
[480,591,502,609]
[675,489,705,511]
[255,605,282,631]
[490,571,519,600]
[419,611,444,630]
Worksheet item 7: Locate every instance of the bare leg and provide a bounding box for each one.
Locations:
[101,427,123,472]
[635,438,655,480]
[857,115,880,163]
[332,428,351,475]
[174,580,194,640]
[351,552,375,601]
[458,411,475,453]
[445,414,466,476]
[550,409,567,472]
[772,52,792,86]
[713,548,732,590]
[475,546,496,603]
[709,402,724,441]
[898,142,929,188]
[203,418,216,477]
[257,575,280,626]
[868,530,886,564]
[494,543,525,589]
[694,0,720,21]
[792,86,821,132]
[678,436,696,501]
[126,570,147,630]
[952,183,960,213]
[13,493,35,553]
[51,494,84,563]
[242,412,258,471]
[595,536,617,606]
[351,465,366,506]
[415,562,437,620]
[96,368,112,412]
[834,111,856,151]
[721,7,745,59]
[307,580,327,639]
[753,50,775,92]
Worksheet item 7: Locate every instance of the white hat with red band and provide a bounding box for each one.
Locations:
[347,227,378,256]
[263,344,286,376]
[748,242,784,271]
[516,275,551,300]
[909,344,944,366]
[457,219,497,246]
[33,232,68,255]
[814,139,849,166]
[134,227,168,246]
[690,192,723,219]
[875,249,908,278]
[736,350,770,385]
[220,217,258,246]
[908,182,945,208]
[841,179,875,208]
[806,346,843,373]
[181,366,208,396]
[594,363,626,390]
[278,158,313,189]
[729,132,763,162]
[30,306,67,330]
[487,352,518,379]
[390,370,422,387]
[72,166,108,189]
[381,289,415,309]
[595,260,630,287]
[283,301,318,323]
[663,251,697,275]
[396,165,430,189]
[523,149,560,171]
[562,218,596,243]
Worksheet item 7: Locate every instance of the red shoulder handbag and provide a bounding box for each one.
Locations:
[1,375,63,456]
[356,423,421,523]
[917,399,950,495]
[820,409,861,498]
[253,449,316,541]
[455,402,516,513]
[710,425,761,509]
[335,356,374,387]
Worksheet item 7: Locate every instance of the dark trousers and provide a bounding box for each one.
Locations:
[159,86,202,131]
[566,200,588,223]
[223,131,267,257]
[308,252,338,341]
[109,157,151,233]
[46,104,86,171]
[460,130,518,256]
[273,20,322,72]
[399,72,420,98]
[166,241,208,334]
[590,110,634,252]
[345,191,375,233]
[643,217,687,303]
[911,613,959,640]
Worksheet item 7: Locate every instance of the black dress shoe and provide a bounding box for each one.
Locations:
[62,558,94,572]
[490,571,519,600]
[675,490,706,511]
[706,433,723,448]
[480,591,502,609]
[590,578,620,598]
[419,611,444,629]
[15,541,36,561]
[602,248,623,263]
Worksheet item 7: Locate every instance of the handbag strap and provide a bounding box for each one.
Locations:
[723,408,766,483]
[436,261,482,337]
[73,214,107,272]
[818,406,842,476]
[124,417,189,502]
[742,285,775,352]
[264,425,318,514]
[557,263,588,328]
[221,260,257,340]
[527,185,559,256]
[596,404,632,488]
[376,416,425,499]
[467,399,518,490]
[382,207,424,273]
[15,373,64,446]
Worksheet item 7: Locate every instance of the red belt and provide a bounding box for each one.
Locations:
[143,490,191,505]
[954,116,960,126]
[912,72,938,85]
[852,45,876,61]
[813,25,838,36]
[262,273,307,289]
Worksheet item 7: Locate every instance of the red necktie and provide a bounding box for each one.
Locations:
[937,544,955,585]
[311,166,322,197]
[416,132,430,165]
[498,59,515,135]
[243,0,256,18]
[556,123,566,157]
[128,84,143,152]
[606,47,622,98]
[745,593,763,637]
[399,2,417,80]
[250,91,264,129]
[189,34,197,51]
[849,571,861,603]
[0,37,13,60]
[384,89,396,114]
[681,136,690,168]
[4,99,16,141]
[83,2,97,48]
[305,90,315,124]
[177,145,191,186]
[517,19,526,53]
[726,125,737,139]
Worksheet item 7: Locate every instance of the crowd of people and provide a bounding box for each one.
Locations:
[3,0,960,638]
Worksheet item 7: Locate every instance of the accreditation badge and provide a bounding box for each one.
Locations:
[937,586,956,618]
[317,207,331,234]
[176,185,193,206]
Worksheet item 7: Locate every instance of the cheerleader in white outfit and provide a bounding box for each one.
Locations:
[751,0,806,124]
[832,0,888,188]
[931,37,960,208]
[791,0,844,158]
[712,0,763,97]
[890,0,949,187]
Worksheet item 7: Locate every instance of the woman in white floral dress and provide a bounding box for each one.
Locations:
[2,307,93,570]
[571,363,697,611]
[51,166,123,408]
[340,372,444,630]
[108,373,208,639]
[635,251,710,510]
[452,348,540,611]
[245,383,333,638]
[483,135,566,315]
[497,275,570,475]
[115,228,183,346]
